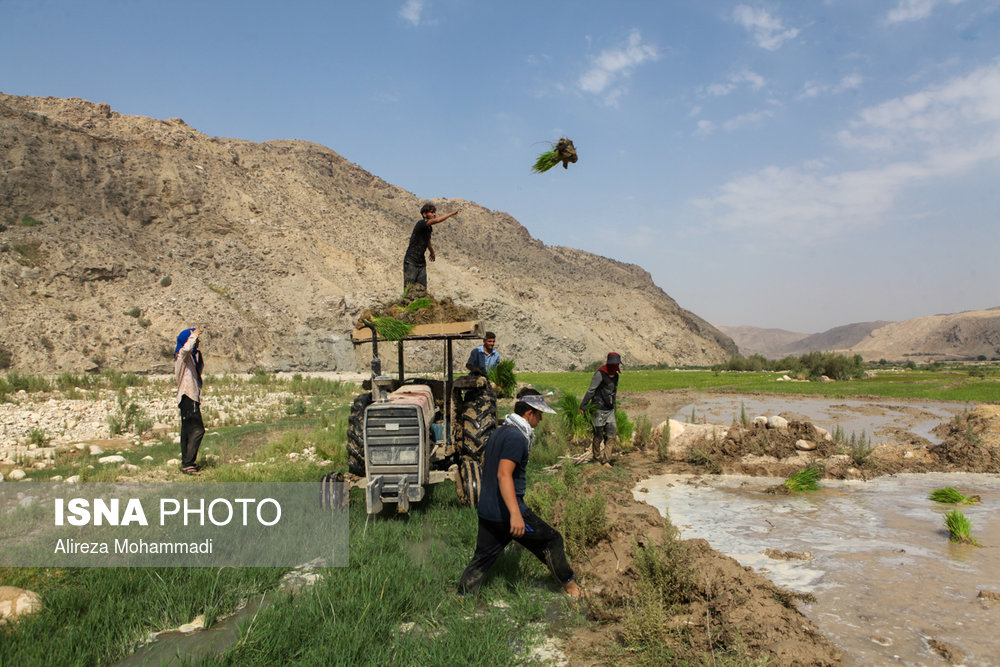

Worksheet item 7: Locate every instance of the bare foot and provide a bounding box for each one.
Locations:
[562,581,586,598]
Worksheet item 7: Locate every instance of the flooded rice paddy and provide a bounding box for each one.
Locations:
[635,473,1000,665]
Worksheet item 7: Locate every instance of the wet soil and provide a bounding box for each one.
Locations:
[563,391,1000,665]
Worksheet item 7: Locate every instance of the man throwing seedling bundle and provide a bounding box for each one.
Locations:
[402,202,460,296]
[579,352,621,464]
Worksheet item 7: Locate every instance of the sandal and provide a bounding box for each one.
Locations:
[180,466,201,475]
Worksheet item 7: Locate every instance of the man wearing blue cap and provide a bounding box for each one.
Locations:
[457,389,582,597]
[174,328,205,475]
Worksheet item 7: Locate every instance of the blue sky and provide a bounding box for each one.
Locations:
[2,0,999,332]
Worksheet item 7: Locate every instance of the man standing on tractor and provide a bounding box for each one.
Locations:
[457,390,583,597]
[403,202,460,296]
[465,331,499,377]
[579,352,621,464]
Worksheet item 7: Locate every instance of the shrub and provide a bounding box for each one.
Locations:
[28,428,48,446]
[160,275,172,287]
[0,345,12,370]
[848,430,874,465]
[19,215,42,227]
[124,307,142,318]
[561,492,608,558]
[657,419,671,462]
[107,390,152,436]
[284,399,307,416]
[633,415,653,450]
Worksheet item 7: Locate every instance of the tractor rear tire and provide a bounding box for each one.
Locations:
[347,393,373,476]
[457,457,482,507]
[459,389,497,458]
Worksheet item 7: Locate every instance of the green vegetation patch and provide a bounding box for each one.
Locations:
[929,487,980,504]
[784,466,822,492]
[944,509,980,545]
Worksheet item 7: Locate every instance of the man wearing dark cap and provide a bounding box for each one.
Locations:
[457,389,582,597]
[579,352,622,464]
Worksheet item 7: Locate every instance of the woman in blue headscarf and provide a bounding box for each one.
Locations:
[175,328,205,475]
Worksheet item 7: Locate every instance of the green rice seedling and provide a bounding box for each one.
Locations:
[531,149,559,173]
[929,487,979,504]
[739,401,750,428]
[849,429,875,466]
[28,428,48,446]
[555,393,593,444]
[615,407,634,448]
[487,359,517,398]
[370,316,414,341]
[944,509,980,545]
[633,414,653,449]
[784,465,821,492]
[402,296,433,312]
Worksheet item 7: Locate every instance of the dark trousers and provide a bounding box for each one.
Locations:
[457,506,574,595]
[179,395,205,468]
[403,261,427,291]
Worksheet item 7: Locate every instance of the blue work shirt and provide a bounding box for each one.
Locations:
[466,345,500,375]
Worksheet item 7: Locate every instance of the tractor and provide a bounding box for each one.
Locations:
[347,320,497,514]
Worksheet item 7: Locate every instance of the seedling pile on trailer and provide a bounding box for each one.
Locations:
[346,320,497,514]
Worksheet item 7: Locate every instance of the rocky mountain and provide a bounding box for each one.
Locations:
[721,310,1000,362]
[0,93,737,375]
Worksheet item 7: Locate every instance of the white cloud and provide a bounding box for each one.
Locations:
[578,29,659,105]
[800,73,863,99]
[700,69,766,97]
[722,109,774,131]
[733,5,800,50]
[694,62,1000,239]
[399,0,425,26]
[886,0,964,24]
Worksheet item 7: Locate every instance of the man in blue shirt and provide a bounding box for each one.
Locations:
[465,331,499,377]
[457,390,582,597]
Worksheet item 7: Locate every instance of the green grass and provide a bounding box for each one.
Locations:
[519,367,1000,402]
[929,487,979,504]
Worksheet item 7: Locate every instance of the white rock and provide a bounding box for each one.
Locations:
[795,439,817,451]
[167,458,181,466]
[753,416,768,427]
[9,469,26,481]
[64,475,81,483]
[904,451,914,459]
[98,455,126,464]
[0,586,43,622]
[766,415,789,430]
[142,455,154,461]
[89,445,105,456]
[121,464,140,472]
[176,615,205,633]
[49,475,64,482]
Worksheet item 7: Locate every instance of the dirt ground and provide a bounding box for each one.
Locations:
[561,391,1000,666]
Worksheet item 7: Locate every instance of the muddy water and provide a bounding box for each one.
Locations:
[674,396,968,444]
[635,473,1000,666]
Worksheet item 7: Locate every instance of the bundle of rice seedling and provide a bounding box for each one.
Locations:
[531,137,578,173]
[929,487,979,504]
[784,465,821,492]
[403,297,433,312]
[370,316,414,341]
[944,509,980,545]
[487,359,517,398]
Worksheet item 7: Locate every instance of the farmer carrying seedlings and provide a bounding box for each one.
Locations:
[465,331,499,377]
[402,202,460,295]
[174,328,205,475]
[457,389,583,597]
[579,352,621,464]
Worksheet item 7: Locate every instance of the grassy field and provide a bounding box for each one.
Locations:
[1,365,996,664]
[521,367,1000,403]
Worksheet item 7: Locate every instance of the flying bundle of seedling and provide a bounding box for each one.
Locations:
[784,466,821,492]
[531,137,578,173]
[929,487,980,504]
[944,509,980,545]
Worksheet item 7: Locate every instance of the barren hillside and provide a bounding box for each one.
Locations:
[847,308,1000,361]
[0,93,736,374]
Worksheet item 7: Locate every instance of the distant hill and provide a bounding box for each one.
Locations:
[720,309,1000,361]
[0,93,737,373]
